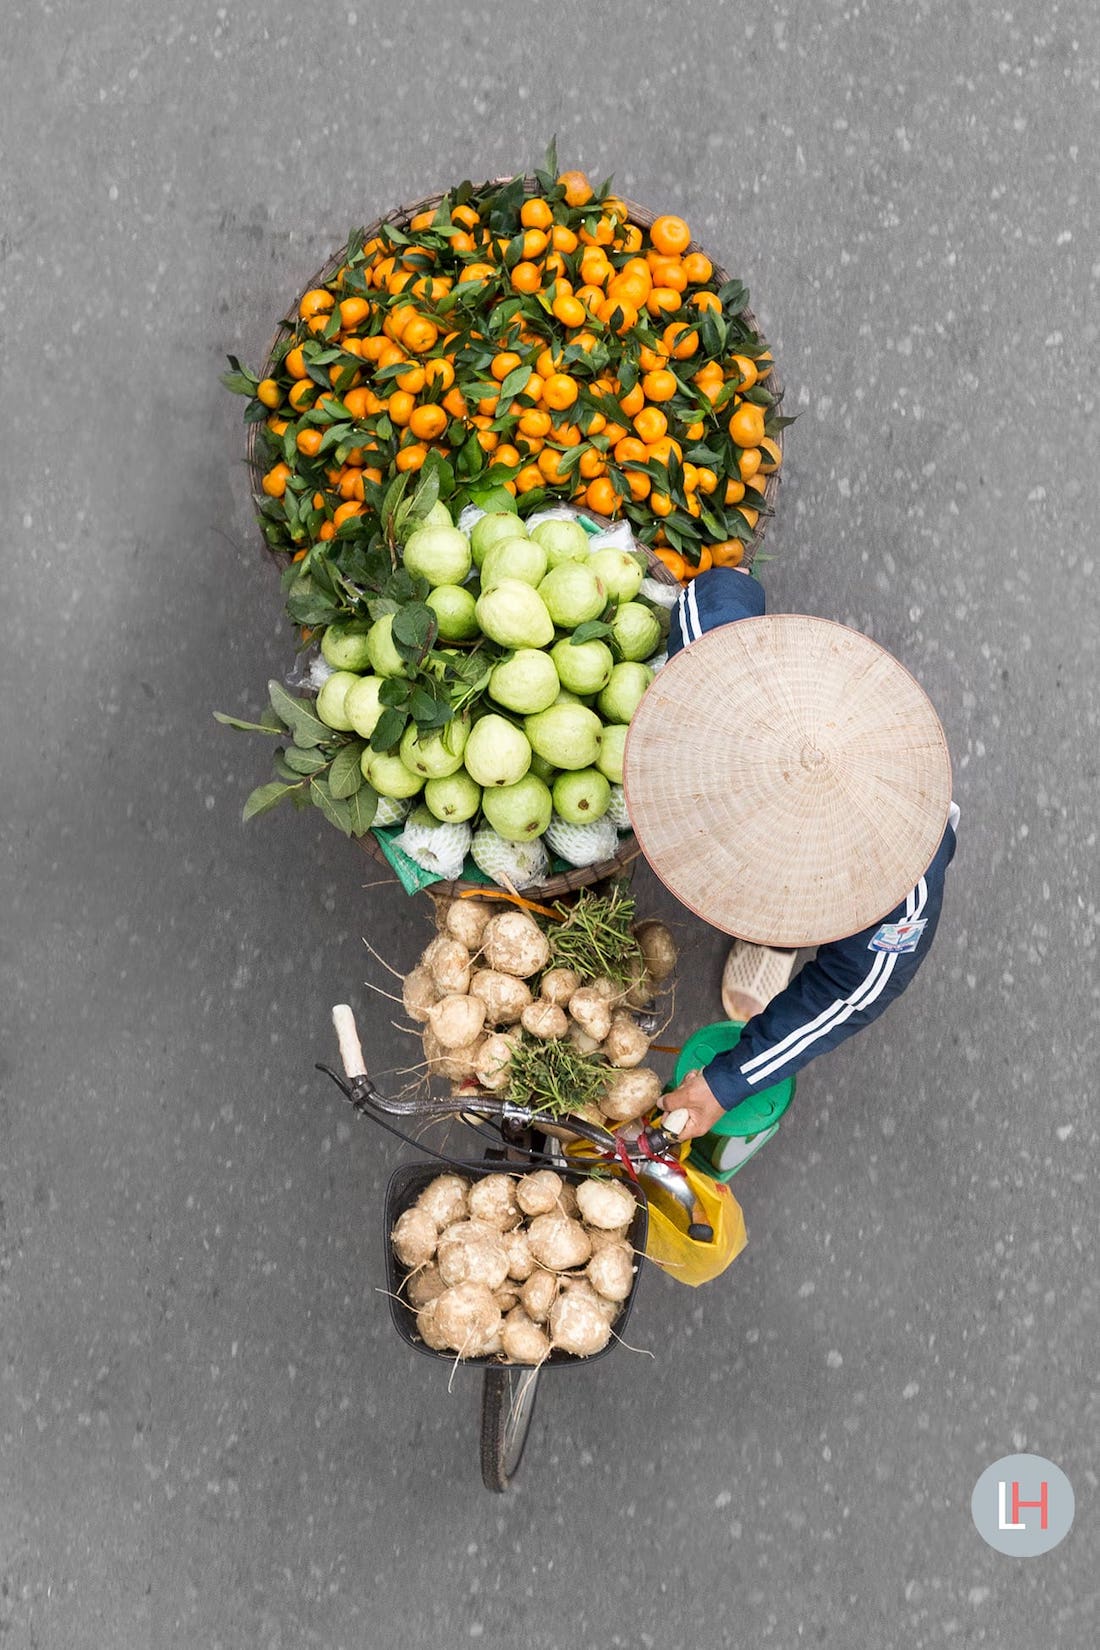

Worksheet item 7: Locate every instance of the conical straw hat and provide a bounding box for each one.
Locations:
[622,615,952,946]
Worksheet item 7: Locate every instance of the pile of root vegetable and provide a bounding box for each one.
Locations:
[400,887,678,1129]
[393,1166,641,1362]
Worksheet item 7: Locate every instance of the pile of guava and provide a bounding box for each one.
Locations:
[312,502,667,887]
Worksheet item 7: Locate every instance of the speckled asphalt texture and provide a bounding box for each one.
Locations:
[2,2,1097,1646]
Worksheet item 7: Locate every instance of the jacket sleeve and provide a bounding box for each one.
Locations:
[668,566,765,655]
[702,821,958,1110]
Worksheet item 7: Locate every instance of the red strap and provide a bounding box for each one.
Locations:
[613,1135,640,1183]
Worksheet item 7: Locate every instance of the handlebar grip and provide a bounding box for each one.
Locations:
[662,1107,689,1138]
[332,1004,367,1081]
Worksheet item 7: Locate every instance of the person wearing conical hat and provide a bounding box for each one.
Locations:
[623,567,958,1141]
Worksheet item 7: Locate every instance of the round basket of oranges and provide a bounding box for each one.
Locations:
[230,158,787,597]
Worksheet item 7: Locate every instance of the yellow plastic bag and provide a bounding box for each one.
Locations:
[565,1139,747,1288]
[642,1158,748,1287]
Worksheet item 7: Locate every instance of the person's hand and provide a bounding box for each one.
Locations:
[659,1068,725,1140]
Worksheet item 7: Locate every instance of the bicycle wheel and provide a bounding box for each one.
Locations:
[480,1362,540,1492]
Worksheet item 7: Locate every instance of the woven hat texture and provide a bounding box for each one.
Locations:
[622,615,952,945]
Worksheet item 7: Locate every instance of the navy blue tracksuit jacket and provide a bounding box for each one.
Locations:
[668,569,958,1112]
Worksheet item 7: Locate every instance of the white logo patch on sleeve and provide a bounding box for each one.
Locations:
[868,919,927,954]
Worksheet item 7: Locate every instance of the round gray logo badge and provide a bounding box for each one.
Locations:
[971,1454,1074,1557]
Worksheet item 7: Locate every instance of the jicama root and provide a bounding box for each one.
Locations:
[427,992,487,1050]
[501,1306,552,1365]
[391,1207,439,1269]
[568,987,613,1043]
[421,935,472,995]
[435,1220,510,1290]
[599,1067,663,1122]
[539,967,581,1006]
[601,1013,649,1069]
[634,919,678,983]
[445,898,496,950]
[521,1000,568,1040]
[480,911,551,978]
[432,1282,502,1355]
[586,1240,635,1303]
[576,1177,637,1231]
[526,1212,592,1271]
[415,1174,469,1231]
[520,1268,560,1324]
[468,968,533,1027]
[467,1174,522,1232]
[515,1170,565,1218]
[549,1280,612,1356]
[402,966,439,1024]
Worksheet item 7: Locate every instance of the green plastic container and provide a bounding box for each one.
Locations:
[673,1021,795,1181]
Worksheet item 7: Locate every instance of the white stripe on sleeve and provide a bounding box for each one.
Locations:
[738,877,929,1087]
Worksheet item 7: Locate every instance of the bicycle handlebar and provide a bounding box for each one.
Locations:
[333,1004,367,1081]
[327,1003,689,1153]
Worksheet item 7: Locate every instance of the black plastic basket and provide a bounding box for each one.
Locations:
[384,1159,648,1367]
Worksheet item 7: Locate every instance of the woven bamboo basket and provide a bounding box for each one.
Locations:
[243,177,784,903]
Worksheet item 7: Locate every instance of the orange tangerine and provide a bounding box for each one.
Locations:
[296,427,324,457]
[543,373,579,411]
[641,368,677,403]
[728,402,767,448]
[618,382,645,418]
[509,261,542,293]
[261,461,291,498]
[409,403,448,441]
[650,215,692,256]
[521,196,554,230]
[681,251,713,284]
[299,287,335,319]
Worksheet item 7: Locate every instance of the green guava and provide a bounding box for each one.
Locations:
[399,716,470,778]
[609,601,661,662]
[315,670,361,732]
[595,723,628,784]
[364,751,425,799]
[552,768,612,824]
[588,547,645,604]
[550,637,614,695]
[462,715,533,787]
[470,511,526,567]
[479,536,548,591]
[537,563,606,628]
[531,517,591,567]
[597,662,653,724]
[366,613,407,678]
[402,525,472,587]
[418,500,453,530]
[475,580,555,649]
[320,622,373,672]
[524,702,603,770]
[480,774,553,841]
[426,584,479,641]
[424,771,482,823]
[344,674,387,739]
[488,649,561,715]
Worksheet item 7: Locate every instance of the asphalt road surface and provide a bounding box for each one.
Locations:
[2,2,1097,1646]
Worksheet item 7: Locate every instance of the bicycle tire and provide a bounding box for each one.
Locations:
[480,1363,540,1493]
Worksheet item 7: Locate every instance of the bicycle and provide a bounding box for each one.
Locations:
[318,1003,706,1491]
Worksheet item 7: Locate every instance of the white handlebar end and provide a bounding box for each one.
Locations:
[332,1004,367,1080]
[662,1107,690,1138]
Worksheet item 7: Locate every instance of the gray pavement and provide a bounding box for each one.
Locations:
[2,1,1098,1645]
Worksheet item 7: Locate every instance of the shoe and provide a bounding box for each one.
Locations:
[721,940,798,1022]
